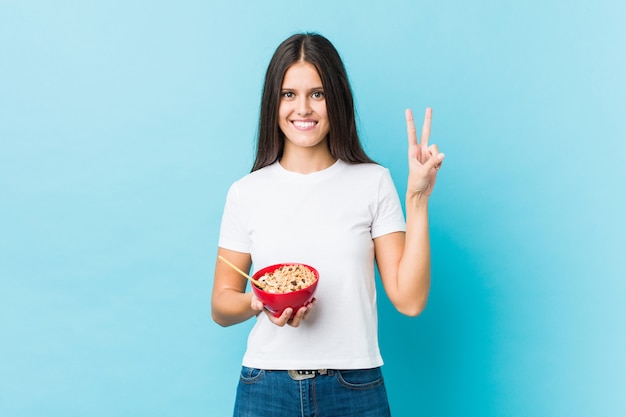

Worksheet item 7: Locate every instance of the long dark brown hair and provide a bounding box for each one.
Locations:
[252,33,374,172]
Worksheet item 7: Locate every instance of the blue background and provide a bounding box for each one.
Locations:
[1,1,624,416]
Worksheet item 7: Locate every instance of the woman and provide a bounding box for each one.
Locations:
[212,32,444,417]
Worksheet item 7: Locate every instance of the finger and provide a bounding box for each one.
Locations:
[250,294,264,313]
[299,299,315,321]
[421,108,432,148]
[304,297,317,319]
[270,308,293,327]
[425,151,445,171]
[288,306,308,327]
[405,108,418,148]
[252,300,264,312]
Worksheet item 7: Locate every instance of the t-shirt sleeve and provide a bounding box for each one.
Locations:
[218,182,251,253]
[371,168,406,239]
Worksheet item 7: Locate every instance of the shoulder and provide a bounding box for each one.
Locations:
[341,161,392,180]
[342,161,384,172]
[230,163,276,189]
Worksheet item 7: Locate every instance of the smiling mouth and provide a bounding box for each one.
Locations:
[292,121,317,129]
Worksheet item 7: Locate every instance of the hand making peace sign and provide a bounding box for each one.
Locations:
[406,108,444,199]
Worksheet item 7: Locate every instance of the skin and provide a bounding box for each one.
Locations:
[211,61,444,327]
[373,107,443,316]
[278,61,334,174]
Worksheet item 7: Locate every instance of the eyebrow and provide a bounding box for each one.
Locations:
[280,86,324,91]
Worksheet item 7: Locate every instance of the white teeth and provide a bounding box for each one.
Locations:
[293,121,316,129]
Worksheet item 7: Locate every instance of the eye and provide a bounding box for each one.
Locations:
[312,91,325,99]
[281,91,295,99]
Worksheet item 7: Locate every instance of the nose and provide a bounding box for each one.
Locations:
[296,96,312,116]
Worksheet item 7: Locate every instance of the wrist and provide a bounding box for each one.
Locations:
[406,192,430,209]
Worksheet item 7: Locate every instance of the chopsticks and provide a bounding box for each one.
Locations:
[218,255,257,284]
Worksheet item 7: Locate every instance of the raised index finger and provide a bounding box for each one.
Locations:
[406,108,418,147]
[421,107,432,147]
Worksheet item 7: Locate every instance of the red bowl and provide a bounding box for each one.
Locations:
[251,263,319,318]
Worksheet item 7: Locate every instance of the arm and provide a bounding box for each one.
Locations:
[374,108,444,317]
[211,248,256,327]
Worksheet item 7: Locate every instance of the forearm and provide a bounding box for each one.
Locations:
[211,290,257,327]
[396,194,431,315]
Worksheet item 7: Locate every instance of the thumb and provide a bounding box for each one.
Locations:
[250,294,264,312]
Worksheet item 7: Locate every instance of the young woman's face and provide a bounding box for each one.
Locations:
[278,61,330,151]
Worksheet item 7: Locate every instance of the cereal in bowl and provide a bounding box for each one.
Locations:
[256,264,317,293]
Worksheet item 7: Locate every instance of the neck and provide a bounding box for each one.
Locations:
[280,147,337,174]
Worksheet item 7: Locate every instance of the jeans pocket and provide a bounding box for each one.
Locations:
[239,366,265,384]
[336,368,384,390]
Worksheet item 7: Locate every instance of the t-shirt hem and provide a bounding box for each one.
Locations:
[371,222,407,239]
[217,240,250,253]
[242,356,384,370]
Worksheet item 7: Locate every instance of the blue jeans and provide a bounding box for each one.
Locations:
[233,366,392,417]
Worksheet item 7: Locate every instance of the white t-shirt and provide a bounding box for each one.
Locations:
[218,159,406,370]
